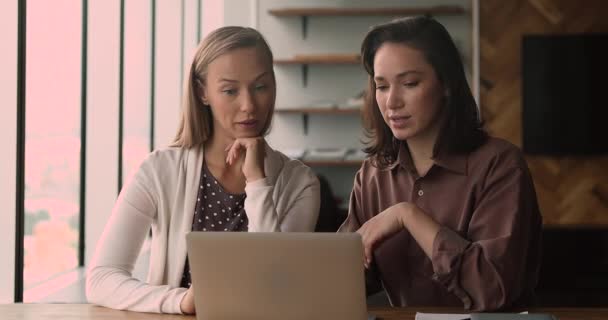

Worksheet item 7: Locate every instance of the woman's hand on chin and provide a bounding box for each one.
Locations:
[225,137,267,182]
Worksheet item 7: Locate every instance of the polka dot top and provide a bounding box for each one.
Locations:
[180,161,248,288]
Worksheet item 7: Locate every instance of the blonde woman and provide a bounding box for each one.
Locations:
[86,26,320,314]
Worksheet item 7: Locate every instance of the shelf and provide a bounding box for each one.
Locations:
[269,6,466,39]
[302,160,363,167]
[274,54,360,87]
[274,54,360,65]
[276,107,360,115]
[268,6,466,17]
[276,107,360,134]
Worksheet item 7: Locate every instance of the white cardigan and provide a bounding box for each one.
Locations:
[86,145,320,314]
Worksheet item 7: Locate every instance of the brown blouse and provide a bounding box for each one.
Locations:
[339,137,542,311]
[181,161,247,288]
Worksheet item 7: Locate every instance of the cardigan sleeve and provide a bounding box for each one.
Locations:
[244,161,320,232]
[86,156,188,314]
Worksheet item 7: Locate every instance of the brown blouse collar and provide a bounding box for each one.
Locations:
[388,141,468,176]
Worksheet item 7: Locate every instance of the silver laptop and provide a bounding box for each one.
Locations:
[186,232,367,320]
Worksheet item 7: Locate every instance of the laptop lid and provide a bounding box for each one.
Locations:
[186,232,367,320]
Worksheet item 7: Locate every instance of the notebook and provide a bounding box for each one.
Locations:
[186,232,368,320]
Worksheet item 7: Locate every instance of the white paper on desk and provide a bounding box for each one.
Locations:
[415,312,470,320]
[416,311,529,320]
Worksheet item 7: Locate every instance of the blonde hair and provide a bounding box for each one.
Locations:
[172,26,275,148]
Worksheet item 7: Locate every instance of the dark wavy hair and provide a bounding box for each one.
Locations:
[361,16,486,168]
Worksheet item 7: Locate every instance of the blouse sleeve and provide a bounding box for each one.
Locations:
[244,163,320,232]
[430,153,542,311]
[339,169,383,295]
[338,169,364,233]
[86,156,188,314]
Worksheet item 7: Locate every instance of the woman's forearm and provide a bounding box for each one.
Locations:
[398,203,441,259]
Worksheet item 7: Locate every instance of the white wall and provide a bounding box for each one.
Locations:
[223,0,253,27]
[0,0,18,304]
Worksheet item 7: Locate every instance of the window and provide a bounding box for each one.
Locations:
[4,0,207,303]
[23,0,83,300]
[123,0,153,184]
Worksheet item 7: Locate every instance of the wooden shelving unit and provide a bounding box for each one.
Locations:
[268,6,466,17]
[265,2,476,207]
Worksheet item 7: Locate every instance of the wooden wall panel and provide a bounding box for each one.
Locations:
[479,0,608,225]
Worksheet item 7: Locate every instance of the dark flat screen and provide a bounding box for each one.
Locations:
[522,34,608,155]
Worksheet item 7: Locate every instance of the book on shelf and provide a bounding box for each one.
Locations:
[339,90,365,109]
[308,100,339,109]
